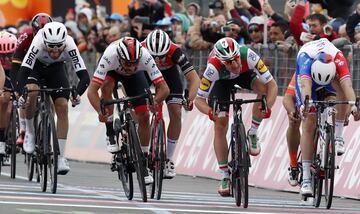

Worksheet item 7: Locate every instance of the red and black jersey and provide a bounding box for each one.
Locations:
[12,27,34,64]
[141,42,194,76]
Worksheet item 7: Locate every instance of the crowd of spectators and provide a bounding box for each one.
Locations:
[1,0,360,85]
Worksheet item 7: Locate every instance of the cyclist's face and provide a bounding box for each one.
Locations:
[46,43,65,59]
[222,55,241,74]
[120,59,138,74]
[0,53,12,70]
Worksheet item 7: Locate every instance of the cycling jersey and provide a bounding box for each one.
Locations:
[92,40,164,86]
[285,74,296,97]
[12,27,33,64]
[21,29,86,71]
[294,39,343,106]
[197,45,273,99]
[296,38,350,82]
[141,42,194,75]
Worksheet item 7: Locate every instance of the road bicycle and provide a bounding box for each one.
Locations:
[301,95,359,209]
[148,90,190,200]
[0,87,19,178]
[24,86,77,194]
[101,89,152,202]
[213,86,267,208]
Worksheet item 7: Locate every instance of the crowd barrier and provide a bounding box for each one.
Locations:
[66,93,360,200]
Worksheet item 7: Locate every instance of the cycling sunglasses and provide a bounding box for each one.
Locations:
[45,42,65,49]
[222,55,240,65]
[248,26,260,34]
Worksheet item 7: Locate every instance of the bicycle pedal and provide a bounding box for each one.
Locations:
[110,165,117,172]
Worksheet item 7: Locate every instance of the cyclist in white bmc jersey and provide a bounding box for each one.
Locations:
[87,36,169,185]
[17,22,90,175]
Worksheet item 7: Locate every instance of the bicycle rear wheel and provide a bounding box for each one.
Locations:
[151,119,165,200]
[26,153,35,181]
[117,143,134,200]
[129,121,147,202]
[38,120,47,192]
[45,115,58,194]
[324,127,335,209]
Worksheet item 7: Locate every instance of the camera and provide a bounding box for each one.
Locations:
[221,26,231,33]
[209,0,224,9]
[323,24,333,36]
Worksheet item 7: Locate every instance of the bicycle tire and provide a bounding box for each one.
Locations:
[9,109,17,179]
[324,126,335,209]
[312,130,322,208]
[0,155,2,175]
[149,118,156,199]
[26,153,35,181]
[238,122,249,208]
[153,120,165,200]
[117,143,134,200]
[46,115,58,194]
[129,120,147,202]
[39,158,47,192]
[38,120,47,192]
[232,123,241,207]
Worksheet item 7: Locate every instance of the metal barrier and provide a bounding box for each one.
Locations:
[183,45,360,96]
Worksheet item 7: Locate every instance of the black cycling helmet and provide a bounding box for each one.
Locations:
[31,13,53,35]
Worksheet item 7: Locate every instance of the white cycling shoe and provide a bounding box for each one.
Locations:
[58,157,70,175]
[23,132,35,154]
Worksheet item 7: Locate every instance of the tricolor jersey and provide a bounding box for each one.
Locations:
[197,45,273,98]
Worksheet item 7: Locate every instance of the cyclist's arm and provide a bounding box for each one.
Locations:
[0,63,4,90]
[339,78,356,102]
[87,81,102,114]
[246,49,277,108]
[154,80,170,104]
[194,96,211,115]
[184,70,200,101]
[300,76,312,103]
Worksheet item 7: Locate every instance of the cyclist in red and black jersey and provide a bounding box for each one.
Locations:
[142,29,200,179]
[11,13,53,145]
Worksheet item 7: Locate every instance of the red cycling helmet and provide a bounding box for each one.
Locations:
[0,31,17,54]
[31,13,53,35]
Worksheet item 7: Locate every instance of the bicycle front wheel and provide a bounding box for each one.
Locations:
[151,119,165,200]
[45,115,58,194]
[117,144,134,200]
[9,109,18,179]
[129,121,147,202]
[26,153,35,181]
[238,122,249,208]
[324,126,335,209]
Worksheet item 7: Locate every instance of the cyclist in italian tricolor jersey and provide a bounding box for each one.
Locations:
[194,37,278,196]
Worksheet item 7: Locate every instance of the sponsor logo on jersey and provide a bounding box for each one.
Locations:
[335,59,344,66]
[256,59,267,73]
[150,69,160,77]
[25,46,39,66]
[100,64,105,68]
[103,56,111,65]
[96,70,105,76]
[199,77,212,92]
[205,68,215,78]
[248,51,257,61]
[68,49,82,69]
[144,56,152,65]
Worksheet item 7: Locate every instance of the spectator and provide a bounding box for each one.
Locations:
[171,13,190,45]
[269,21,287,43]
[200,14,227,44]
[128,0,165,25]
[308,0,356,21]
[186,16,213,50]
[346,2,360,43]
[247,15,266,44]
[223,18,249,44]
[263,0,288,24]
[106,13,124,28]
[106,26,121,43]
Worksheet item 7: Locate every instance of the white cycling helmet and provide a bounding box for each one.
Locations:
[311,52,336,85]
[42,22,67,44]
[214,37,240,61]
[146,29,171,56]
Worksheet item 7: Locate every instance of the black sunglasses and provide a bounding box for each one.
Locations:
[248,27,260,34]
[46,43,64,49]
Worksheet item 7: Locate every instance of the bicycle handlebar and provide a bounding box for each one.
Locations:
[212,94,267,115]
[100,89,152,115]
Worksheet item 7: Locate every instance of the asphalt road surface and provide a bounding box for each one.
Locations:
[0,157,359,214]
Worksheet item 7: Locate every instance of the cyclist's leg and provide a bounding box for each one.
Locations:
[100,75,118,153]
[0,74,12,154]
[46,62,71,174]
[283,94,301,186]
[162,67,183,178]
[332,80,347,155]
[236,72,263,156]
[23,66,41,154]
[208,79,232,196]
[121,72,153,184]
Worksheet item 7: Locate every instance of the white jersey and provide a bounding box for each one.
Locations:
[297,38,339,59]
[92,40,164,85]
[21,28,86,72]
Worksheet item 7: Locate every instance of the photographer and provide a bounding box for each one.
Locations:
[200,14,227,44]
[221,18,249,44]
[128,0,165,25]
